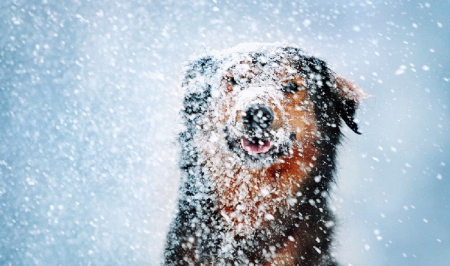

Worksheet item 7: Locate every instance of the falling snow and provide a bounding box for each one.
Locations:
[0,0,449,265]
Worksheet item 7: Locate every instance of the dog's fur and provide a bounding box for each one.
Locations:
[165,43,365,265]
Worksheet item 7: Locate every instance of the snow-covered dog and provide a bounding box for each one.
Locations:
[165,43,366,265]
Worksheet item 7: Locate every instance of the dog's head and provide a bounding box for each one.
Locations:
[179,43,367,236]
[182,43,366,169]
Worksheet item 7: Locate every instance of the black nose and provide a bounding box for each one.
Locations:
[243,104,274,131]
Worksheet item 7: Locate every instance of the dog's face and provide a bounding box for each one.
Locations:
[181,43,365,235]
[218,57,318,169]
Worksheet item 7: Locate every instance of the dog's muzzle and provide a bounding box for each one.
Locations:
[243,104,274,132]
[241,104,274,154]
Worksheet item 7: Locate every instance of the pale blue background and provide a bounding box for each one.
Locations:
[1,0,449,265]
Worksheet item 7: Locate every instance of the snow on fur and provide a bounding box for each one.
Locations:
[165,43,364,265]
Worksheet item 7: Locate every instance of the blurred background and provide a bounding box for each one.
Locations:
[1,0,449,265]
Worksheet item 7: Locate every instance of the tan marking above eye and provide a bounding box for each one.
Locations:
[292,76,305,87]
[284,88,308,103]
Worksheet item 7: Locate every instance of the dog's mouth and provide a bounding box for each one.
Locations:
[225,127,296,165]
[241,138,271,154]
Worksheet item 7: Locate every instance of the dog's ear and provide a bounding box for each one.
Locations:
[182,56,218,122]
[183,56,217,85]
[332,76,369,134]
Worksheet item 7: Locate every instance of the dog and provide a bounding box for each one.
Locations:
[165,43,366,265]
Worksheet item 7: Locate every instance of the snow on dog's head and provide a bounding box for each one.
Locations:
[179,43,365,235]
[221,72,316,169]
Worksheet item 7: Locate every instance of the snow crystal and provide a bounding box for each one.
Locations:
[264,214,275,221]
[302,19,311,27]
[395,65,407,75]
[325,221,335,228]
[352,26,361,32]
[314,246,322,254]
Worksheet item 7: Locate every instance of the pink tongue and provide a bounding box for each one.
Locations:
[241,138,271,154]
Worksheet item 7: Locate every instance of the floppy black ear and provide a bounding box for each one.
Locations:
[183,56,216,84]
[182,56,217,118]
[179,56,218,169]
[333,76,368,134]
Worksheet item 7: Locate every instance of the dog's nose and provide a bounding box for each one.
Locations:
[243,104,274,131]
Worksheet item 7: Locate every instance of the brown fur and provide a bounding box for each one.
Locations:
[208,76,319,234]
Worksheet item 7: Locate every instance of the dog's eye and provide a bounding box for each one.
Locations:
[282,82,300,93]
[228,77,238,85]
